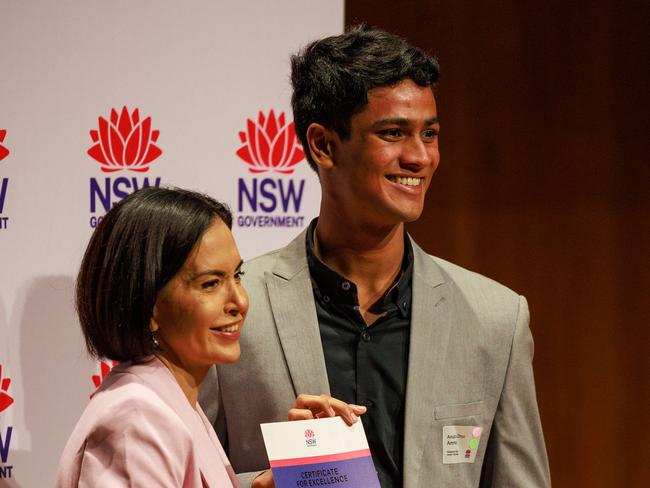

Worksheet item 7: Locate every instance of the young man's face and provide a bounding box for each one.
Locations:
[325,78,440,228]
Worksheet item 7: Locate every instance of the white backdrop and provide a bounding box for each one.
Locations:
[0,1,343,485]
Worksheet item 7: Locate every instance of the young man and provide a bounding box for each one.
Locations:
[201,26,550,487]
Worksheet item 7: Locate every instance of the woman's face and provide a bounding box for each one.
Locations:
[151,218,248,374]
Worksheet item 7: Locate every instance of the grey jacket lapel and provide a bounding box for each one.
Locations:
[263,231,452,485]
[403,239,452,487]
[265,229,331,397]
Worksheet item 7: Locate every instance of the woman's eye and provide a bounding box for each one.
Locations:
[201,280,219,289]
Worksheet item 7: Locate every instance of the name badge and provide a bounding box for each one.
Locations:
[442,425,482,464]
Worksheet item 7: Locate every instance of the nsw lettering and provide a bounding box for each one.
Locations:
[90,176,162,212]
[0,178,8,214]
[89,176,161,227]
[238,177,304,213]
[0,426,13,479]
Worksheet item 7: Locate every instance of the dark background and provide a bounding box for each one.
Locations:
[346,1,649,486]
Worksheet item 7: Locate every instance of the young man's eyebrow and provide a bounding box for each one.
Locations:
[371,116,440,128]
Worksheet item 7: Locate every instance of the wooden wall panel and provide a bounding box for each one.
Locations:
[345,1,649,486]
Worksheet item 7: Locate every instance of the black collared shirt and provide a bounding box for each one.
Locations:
[306,220,413,488]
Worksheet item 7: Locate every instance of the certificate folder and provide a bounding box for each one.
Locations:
[261,417,380,488]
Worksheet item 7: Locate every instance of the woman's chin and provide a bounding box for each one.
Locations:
[211,346,241,365]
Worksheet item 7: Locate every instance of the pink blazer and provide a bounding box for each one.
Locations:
[55,357,239,487]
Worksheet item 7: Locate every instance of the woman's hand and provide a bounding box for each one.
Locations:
[251,469,274,488]
[288,394,367,425]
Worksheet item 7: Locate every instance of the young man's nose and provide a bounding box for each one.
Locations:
[401,137,435,169]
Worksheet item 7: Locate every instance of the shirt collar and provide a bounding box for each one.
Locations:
[305,218,413,318]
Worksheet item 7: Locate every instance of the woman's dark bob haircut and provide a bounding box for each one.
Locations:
[76,186,232,362]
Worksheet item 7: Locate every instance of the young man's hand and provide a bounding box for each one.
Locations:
[289,393,367,425]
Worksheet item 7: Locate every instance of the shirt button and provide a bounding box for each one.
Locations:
[362,399,374,407]
[341,281,351,291]
[361,331,371,342]
[323,295,330,303]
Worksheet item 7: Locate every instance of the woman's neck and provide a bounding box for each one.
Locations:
[155,352,208,408]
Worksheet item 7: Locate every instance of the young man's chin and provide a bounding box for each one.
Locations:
[395,202,426,224]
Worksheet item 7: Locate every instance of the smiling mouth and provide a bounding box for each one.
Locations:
[386,176,423,186]
[212,324,240,333]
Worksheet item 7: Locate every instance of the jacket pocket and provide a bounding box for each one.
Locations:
[434,401,483,420]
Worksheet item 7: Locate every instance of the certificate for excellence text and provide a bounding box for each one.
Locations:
[261,417,380,488]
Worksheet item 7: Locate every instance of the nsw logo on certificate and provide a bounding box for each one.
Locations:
[260,416,380,488]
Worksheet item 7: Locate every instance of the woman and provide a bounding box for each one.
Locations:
[56,187,364,487]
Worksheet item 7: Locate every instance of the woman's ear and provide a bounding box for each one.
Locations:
[150,303,160,332]
[306,123,335,172]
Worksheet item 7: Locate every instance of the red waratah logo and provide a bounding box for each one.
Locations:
[0,364,14,413]
[0,130,9,161]
[90,359,119,397]
[304,429,315,438]
[87,106,162,173]
[236,110,305,174]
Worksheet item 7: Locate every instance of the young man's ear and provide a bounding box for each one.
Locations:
[306,123,335,171]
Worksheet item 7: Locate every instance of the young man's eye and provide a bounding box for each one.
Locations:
[379,128,402,139]
[234,270,246,282]
[422,129,439,141]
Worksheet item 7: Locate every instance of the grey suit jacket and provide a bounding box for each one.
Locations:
[200,229,550,487]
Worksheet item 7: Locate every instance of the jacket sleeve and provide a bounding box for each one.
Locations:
[479,295,551,487]
[74,398,203,488]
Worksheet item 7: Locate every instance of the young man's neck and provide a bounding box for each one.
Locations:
[314,212,406,323]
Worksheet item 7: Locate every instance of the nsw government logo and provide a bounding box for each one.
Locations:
[0,130,8,162]
[304,428,317,447]
[0,363,15,479]
[87,107,163,228]
[0,129,11,230]
[90,359,119,399]
[235,110,306,228]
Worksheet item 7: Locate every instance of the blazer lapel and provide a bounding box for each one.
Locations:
[135,358,233,486]
[403,240,453,488]
[265,230,331,397]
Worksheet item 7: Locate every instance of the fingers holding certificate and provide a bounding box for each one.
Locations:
[289,394,367,425]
